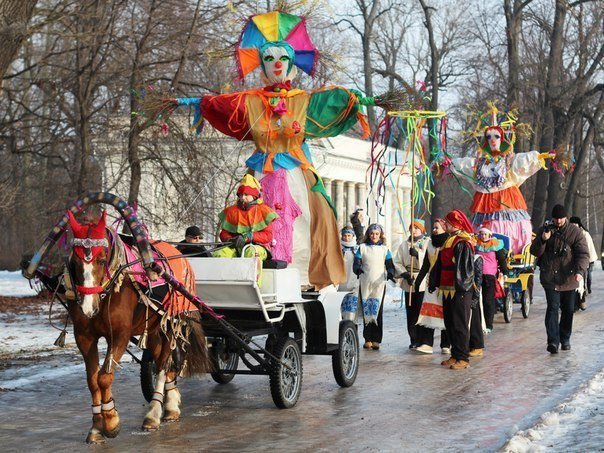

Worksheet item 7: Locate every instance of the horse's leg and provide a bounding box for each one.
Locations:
[142,332,170,431]
[162,369,181,422]
[75,333,105,444]
[97,333,130,438]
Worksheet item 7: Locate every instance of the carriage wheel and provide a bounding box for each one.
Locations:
[503,289,514,323]
[269,337,302,409]
[332,321,359,387]
[521,290,531,318]
[140,349,156,403]
[210,340,239,385]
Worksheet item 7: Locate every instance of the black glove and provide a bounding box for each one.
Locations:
[353,268,364,277]
[428,286,436,294]
[409,247,419,258]
[401,271,414,285]
[230,235,247,249]
[387,272,395,282]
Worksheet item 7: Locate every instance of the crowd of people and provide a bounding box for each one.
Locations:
[336,204,597,369]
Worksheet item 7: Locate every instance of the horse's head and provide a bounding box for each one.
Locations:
[67,210,110,318]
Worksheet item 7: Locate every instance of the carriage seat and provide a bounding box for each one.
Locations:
[263,259,287,269]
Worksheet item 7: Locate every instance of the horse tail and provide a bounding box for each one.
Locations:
[182,311,213,376]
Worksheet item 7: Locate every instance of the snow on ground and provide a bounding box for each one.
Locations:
[0,313,72,357]
[0,270,39,297]
[503,262,604,452]
[503,368,604,452]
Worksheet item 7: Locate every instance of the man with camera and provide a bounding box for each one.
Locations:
[530,204,589,354]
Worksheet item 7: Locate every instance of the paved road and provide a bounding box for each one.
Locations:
[1,269,603,452]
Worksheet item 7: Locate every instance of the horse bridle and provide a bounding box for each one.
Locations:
[70,232,120,301]
[71,237,109,263]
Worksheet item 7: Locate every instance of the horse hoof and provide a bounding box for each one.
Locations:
[142,418,160,431]
[162,410,180,422]
[103,423,121,438]
[86,429,105,444]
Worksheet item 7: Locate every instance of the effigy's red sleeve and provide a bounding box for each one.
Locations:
[201,93,252,141]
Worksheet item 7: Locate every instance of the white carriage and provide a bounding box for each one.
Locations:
[184,252,360,408]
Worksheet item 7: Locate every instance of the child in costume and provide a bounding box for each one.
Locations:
[353,224,396,350]
[449,106,553,254]
[214,175,277,260]
[393,219,431,352]
[340,225,360,321]
[144,12,418,289]
[475,225,508,332]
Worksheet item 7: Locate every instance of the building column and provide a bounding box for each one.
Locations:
[356,182,367,215]
[345,181,356,224]
[323,178,332,202]
[334,180,345,228]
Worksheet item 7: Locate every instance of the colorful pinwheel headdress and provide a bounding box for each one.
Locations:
[470,103,532,155]
[236,11,318,79]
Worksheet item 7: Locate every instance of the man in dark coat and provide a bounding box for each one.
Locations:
[177,225,209,257]
[530,204,589,354]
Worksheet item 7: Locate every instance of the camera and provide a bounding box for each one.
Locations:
[542,219,556,233]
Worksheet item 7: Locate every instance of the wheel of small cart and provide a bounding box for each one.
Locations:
[210,340,239,384]
[140,349,156,403]
[503,289,514,323]
[332,320,359,387]
[269,337,303,409]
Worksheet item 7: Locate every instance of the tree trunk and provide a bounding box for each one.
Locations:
[127,0,158,207]
[544,0,568,216]
[504,0,526,106]
[0,0,37,83]
[532,0,566,226]
[419,0,443,220]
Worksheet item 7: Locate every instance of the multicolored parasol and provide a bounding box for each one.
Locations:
[236,11,318,79]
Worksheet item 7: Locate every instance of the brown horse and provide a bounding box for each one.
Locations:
[64,210,210,444]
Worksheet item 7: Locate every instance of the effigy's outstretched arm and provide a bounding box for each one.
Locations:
[447,156,479,188]
[305,84,425,139]
[138,91,251,140]
[510,150,554,186]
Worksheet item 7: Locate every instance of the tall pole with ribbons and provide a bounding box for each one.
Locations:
[384,110,447,308]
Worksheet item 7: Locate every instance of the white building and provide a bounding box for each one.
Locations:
[312,135,412,247]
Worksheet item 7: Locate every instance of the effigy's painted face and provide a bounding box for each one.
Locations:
[485,127,502,152]
[261,46,294,84]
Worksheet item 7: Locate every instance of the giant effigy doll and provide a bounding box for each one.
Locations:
[143,11,415,289]
[448,107,553,254]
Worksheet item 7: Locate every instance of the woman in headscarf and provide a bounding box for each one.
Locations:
[429,210,475,370]
[353,224,396,350]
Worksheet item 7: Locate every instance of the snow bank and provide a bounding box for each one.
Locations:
[503,368,604,452]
